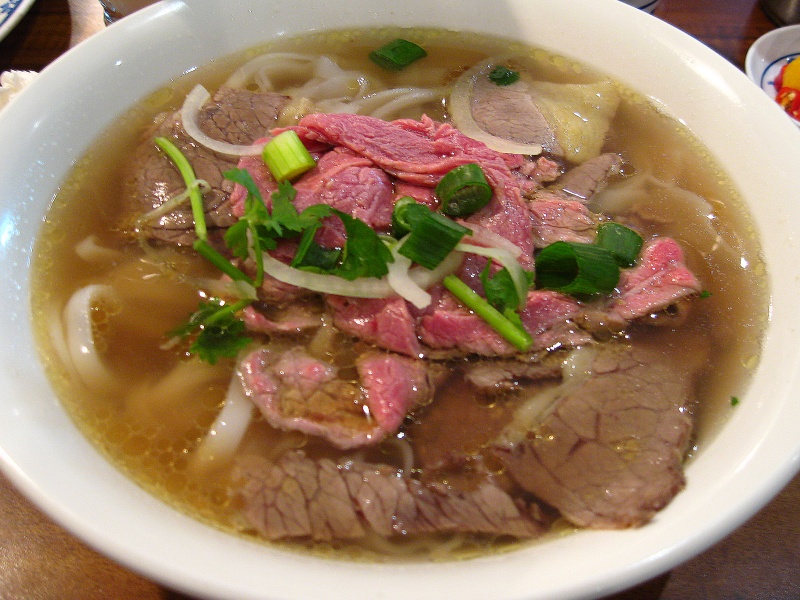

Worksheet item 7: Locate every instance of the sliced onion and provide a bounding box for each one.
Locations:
[181,85,266,157]
[449,59,543,156]
[261,249,462,304]
[190,375,254,472]
[387,239,432,309]
[262,251,393,298]
[456,242,528,306]
[462,223,523,258]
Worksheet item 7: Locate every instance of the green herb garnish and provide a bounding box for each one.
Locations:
[170,298,253,365]
[488,65,520,86]
[442,274,532,352]
[369,39,428,71]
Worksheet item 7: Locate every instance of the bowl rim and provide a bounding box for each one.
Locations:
[1,1,800,599]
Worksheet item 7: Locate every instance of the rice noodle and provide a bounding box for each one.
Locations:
[74,235,124,264]
[190,375,254,473]
[351,87,442,119]
[449,58,543,156]
[62,284,120,391]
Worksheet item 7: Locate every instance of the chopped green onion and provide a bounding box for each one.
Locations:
[436,163,493,217]
[535,241,620,296]
[193,239,253,284]
[488,65,520,86]
[391,196,421,238]
[596,222,643,267]
[262,130,316,182]
[456,242,529,307]
[442,274,532,352]
[393,200,471,269]
[369,39,428,71]
[154,136,207,241]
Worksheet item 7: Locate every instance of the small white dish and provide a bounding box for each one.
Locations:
[745,24,800,127]
[0,0,37,43]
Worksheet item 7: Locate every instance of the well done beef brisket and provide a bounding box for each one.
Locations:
[234,450,544,541]
[493,343,697,528]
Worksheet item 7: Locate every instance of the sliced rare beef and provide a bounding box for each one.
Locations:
[418,290,592,357]
[129,87,289,244]
[294,113,535,265]
[326,296,422,358]
[234,450,544,541]
[238,346,440,448]
[493,343,697,528]
[470,75,563,157]
[608,237,702,320]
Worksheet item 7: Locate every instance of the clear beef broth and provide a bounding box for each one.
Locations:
[30,28,767,560]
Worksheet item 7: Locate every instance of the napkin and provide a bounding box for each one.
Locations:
[0,70,38,110]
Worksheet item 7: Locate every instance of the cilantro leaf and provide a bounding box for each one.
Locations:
[170,298,252,365]
[190,318,251,365]
[332,210,393,280]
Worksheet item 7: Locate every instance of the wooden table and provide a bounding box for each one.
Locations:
[0,0,798,598]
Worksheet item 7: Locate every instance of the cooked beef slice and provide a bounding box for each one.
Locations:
[238,347,438,448]
[128,87,289,244]
[463,356,563,393]
[418,290,591,358]
[470,75,563,156]
[326,295,422,358]
[242,299,324,334]
[493,343,696,528]
[234,450,544,541]
[550,152,623,201]
[528,192,597,247]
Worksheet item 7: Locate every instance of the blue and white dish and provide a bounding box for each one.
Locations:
[0,0,37,43]
[745,24,800,127]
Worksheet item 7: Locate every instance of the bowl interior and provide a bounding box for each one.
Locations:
[1,1,800,599]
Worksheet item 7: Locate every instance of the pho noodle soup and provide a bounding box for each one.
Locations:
[31,28,767,560]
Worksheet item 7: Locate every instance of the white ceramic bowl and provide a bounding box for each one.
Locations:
[1,1,799,599]
[745,23,800,126]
